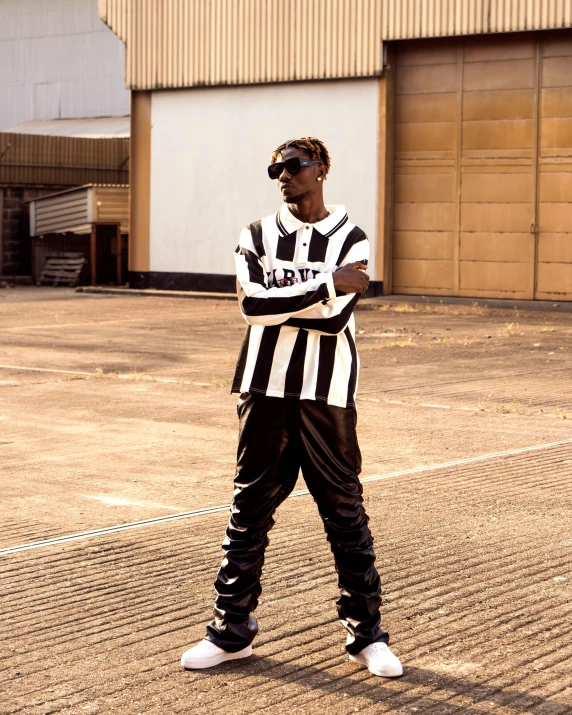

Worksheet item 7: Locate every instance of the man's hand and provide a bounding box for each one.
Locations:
[332,262,369,294]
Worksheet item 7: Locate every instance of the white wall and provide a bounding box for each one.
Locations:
[0,0,130,130]
[150,79,381,279]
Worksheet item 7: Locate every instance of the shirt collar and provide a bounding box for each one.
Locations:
[278,203,347,237]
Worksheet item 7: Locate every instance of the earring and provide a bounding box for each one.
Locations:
[317,177,322,182]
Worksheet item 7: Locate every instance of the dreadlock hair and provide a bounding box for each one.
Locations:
[271,136,331,178]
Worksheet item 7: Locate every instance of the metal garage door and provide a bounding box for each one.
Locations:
[392,31,572,301]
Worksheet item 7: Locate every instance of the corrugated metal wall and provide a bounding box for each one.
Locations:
[99,0,572,90]
[32,187,92,236]
[0,0,130,132]
[381,0,572,39]
[30,185,130,236]
[99,0,384,88]
[0,133,129,186]
[95,186,130,233]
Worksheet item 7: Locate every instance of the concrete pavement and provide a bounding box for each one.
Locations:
[1,289,571,714]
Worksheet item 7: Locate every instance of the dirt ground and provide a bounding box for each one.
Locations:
[1,286,571,714]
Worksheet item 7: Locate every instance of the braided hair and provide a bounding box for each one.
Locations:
[271,136,331,178]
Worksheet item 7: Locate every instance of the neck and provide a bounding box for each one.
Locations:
[286,195,329,224]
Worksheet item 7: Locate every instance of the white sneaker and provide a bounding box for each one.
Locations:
[349,641,403,677]
[180,639,253,669]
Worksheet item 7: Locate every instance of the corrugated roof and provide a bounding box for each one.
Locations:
[24,184,129,203]
[5,117,130,139]
[0,132,130,187]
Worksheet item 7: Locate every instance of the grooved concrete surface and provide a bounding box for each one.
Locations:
[1,288,571,714]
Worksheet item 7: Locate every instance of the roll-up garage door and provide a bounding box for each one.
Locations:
[392,31,572,301]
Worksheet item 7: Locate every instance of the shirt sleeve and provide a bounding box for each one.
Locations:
[235,226,337,327]
[284,227,370,335]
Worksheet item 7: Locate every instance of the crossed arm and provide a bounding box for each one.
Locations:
[234,226,370,335]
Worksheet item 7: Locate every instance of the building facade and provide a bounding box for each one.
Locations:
[0,0,129,132]
[100,0,572,301]
[0,132,129,277]
[0,0,130,278]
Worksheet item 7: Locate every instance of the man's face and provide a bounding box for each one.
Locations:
[275,146,323,203]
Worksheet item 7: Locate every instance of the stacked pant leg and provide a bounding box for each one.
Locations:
[205,393,389,654]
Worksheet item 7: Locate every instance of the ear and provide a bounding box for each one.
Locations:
[316,164,327,182]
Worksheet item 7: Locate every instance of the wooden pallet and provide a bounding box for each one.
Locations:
[38,253,86,287]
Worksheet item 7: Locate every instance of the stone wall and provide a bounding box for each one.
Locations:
[1,186,67,277]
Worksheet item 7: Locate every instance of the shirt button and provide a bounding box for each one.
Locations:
[303,243,307,246]
[305,225,310,230]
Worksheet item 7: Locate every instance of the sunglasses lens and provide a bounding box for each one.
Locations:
[268,162,283,179]
[268,157,303,179]
[285,158,302,174]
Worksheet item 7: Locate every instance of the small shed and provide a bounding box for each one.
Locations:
[29,184,129,285]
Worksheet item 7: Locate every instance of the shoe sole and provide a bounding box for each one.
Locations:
[181,645,253,670]
[349,653,403,678]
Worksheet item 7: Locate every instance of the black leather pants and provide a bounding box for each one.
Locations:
[205,393,389,655]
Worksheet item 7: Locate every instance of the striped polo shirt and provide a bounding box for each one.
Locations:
[231,203,369,409]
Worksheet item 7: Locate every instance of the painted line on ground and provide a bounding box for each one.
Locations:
[0,364,94,376]
[358,396,568,416]
[0,366,207,386]
[2,438,571,557]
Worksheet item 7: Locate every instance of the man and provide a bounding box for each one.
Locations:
[181,137,402,678]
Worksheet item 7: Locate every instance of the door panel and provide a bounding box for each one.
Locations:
[538,171,572,201]
[394,202,455,232]
[463,59,535,91]
[463,35,536,62]
[462,173,534,203]
[542,88,572,118]
[463,90,535,120]
[392,31,572,301]
[460,233,534,262]
[393,39,459,296]
[394,173,455,203]
[461,203,534,233]
[460,33,536,299]
[396,122,456,152]
[543,35,572,57]
[395,63,458,95]
[394,232,454,260]
[538,201,572,232]
[538,233,572,263]
[393,259,455,291]
[537,263,572,295]
[463,119,534,150]
[542,56,572,87]
[393,33,540,300]
[540,118,572,149]
[396,93,457,123]
[536,34,572,301]
[460,261,531,294]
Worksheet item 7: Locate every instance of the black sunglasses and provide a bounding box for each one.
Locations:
[268,157,321,180]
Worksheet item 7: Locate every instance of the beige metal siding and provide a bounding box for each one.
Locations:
[97,0,128,42]
[382,0,572,39]
[99,0,384,89]
[99,0,572,90]
[94,186,130,233]
[0,133,129,187]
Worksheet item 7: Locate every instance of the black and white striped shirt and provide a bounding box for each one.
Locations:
[231,204,368,409]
